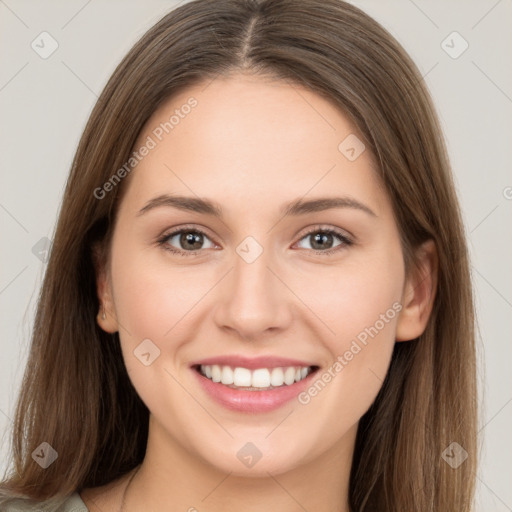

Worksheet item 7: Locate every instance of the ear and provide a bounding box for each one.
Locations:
[395,239,438,342]
[92,242,119,333]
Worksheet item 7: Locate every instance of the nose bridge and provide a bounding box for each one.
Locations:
[213,239,291,338]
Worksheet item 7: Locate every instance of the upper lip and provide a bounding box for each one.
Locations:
[190,355,317,370]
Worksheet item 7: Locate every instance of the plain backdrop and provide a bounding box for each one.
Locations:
[0,1,511,510]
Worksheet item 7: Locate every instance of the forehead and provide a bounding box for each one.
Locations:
[121,73,388,219]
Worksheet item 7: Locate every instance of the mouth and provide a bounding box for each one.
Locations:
[193,364,319,391]
[190,360,320,413]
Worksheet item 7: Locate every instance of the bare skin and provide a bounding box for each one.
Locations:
[81,72,437,512]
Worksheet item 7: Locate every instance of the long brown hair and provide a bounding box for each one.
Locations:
[0,1,478,510]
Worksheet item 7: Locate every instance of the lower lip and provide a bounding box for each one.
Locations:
[192,367,317,413]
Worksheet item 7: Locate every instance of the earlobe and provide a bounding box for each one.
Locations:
[395,239,438,342]
[92,243,119,334]
[96,300,118,333]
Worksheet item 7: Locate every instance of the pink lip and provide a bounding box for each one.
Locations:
[191,365,319,413]
[190,355,316,370]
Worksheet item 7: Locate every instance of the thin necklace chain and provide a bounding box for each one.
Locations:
[118,466,141,512]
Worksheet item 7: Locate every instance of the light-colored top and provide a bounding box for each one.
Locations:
[1,492,89,511]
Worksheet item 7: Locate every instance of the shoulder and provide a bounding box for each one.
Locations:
[0,492,89,512]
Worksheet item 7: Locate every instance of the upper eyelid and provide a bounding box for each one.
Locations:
[299,225,352,240]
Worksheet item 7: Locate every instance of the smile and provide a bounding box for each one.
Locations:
[197,364,315,390]
[191,358,320,413]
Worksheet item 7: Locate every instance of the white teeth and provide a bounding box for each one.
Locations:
[199,364,313,389]
[284,367,296,385]
[233,367,252,387]
[252,368,270,388]
[270,367,284,387]
[211,365,221,383]
[220,366,234,385]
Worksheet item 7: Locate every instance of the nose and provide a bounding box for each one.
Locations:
[213,246,293,342]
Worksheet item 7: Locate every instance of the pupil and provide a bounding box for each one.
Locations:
[311,232,332,250]
[181,231,203,250]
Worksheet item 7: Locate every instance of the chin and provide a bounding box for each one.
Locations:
[196,438,309,478]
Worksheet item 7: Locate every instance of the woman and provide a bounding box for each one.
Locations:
[0,0,477,510]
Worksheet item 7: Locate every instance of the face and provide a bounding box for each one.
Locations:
[98,72,421,477]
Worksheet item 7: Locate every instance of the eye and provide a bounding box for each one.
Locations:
[157,227,216,256]
[294,227,353,255]
[157,225,353,257]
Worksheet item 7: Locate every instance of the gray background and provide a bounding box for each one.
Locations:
[1,1,511,509]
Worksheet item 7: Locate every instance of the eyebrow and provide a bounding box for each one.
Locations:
[137,194,377,218]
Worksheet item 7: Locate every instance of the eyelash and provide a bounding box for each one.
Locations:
[156,225,354,257]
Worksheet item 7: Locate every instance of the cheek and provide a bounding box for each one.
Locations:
[109,247,205,424]
[299,247,404,350]
[110,243,207,341]
[294,245,403,414]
